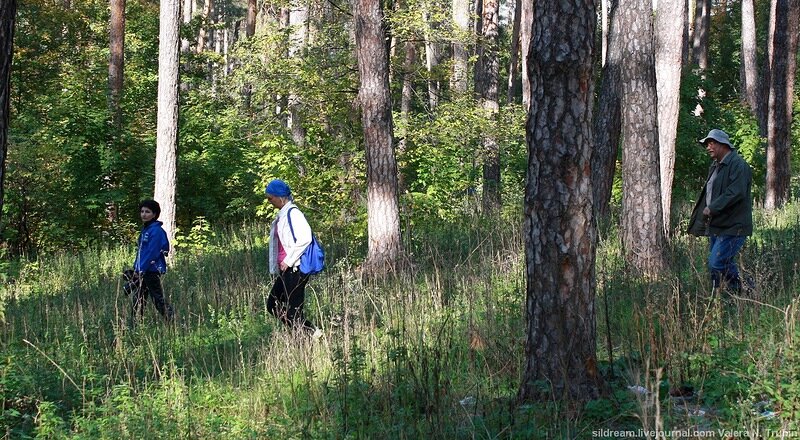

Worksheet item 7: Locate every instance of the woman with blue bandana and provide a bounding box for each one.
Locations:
[265,179,321,338]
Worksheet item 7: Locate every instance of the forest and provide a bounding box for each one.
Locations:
[1,0,800,437]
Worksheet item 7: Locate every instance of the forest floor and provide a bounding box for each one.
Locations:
[2,208,800,438]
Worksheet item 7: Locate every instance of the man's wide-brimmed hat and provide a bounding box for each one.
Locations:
[699,129,734,149]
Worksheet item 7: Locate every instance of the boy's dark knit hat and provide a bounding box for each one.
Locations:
[139,199,161,219]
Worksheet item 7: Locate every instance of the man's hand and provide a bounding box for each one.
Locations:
[279,261,289,272]
[703,207,711,217]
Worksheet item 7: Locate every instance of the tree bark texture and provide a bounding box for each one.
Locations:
[740,0,760,119]
[518,0,599,403]
[765,0,799,210]
[506,0,521,102]
[0,0,16,225]
[620,0,665,273]
[691,0,710,69]
[519,0,532,110]
[354,0,402,268]
[450,0,470,94]
[655,0,685,233]
[476,0,500,212]
[155,0,181,243]
[592,0,623,221]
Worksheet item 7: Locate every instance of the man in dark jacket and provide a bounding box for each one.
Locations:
[688,129,753,292]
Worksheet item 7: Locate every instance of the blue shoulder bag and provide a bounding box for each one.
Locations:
[287,207,325,275]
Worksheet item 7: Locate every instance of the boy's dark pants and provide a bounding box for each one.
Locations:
[132,272,174,323]
[268,268,314,331]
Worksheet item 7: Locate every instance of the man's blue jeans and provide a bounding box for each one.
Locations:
[708,235,746,290]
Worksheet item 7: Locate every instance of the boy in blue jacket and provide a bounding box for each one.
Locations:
[132,200,174,324]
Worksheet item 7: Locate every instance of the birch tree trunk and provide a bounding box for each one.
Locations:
[155,0,181,243]
[620,0,665,273]
[354,0,402,269]
[655,0,685,234]
[518,0,599,403]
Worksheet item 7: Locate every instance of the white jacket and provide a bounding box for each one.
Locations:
[269,202,312,274]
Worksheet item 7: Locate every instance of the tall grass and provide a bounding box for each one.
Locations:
[3,205,800,438]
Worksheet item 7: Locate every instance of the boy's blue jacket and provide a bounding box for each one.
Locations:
[134,220,169,273]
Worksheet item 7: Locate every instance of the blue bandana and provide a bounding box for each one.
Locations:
[265,179,292,197]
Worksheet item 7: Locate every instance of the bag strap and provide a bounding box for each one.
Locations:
[286,206,298,243]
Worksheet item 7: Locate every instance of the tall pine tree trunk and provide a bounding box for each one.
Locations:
[399,39,416,161]
[765,0,799,210]
[620,0,665,274]
[423,5,442,111]
[518,0,599,403]
[289,4,308,145]
[655,0,685,234]
[740,0,760,120]
[692,0,710,69]
[0,0,16,225]
[450,0,470,94]
[155,0,181,243]
[477,0,500,212]
[246,0,257,37]
[506,0,521,102]
[519,0,532,110]
[354,0,402,269]
[592,0,623,221]
[106,0,126,222]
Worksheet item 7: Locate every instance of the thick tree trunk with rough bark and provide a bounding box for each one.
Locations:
[477,0,500,212]
[155,0,181,243]
[450,0,470,94]
[0,0,16,224]
[354,0,402,269]
[620,0,665,273]
[592,0,622,221]
[518,0,599,403]
[655,0,685,233]
[765,0,799,210]
[741,0,760,118]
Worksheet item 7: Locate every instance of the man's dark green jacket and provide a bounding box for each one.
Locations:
[687,150,753,237]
